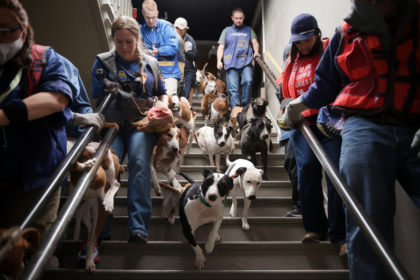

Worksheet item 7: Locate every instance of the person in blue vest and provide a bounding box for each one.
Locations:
[0,0,73,240]
[217,7,260,110]
[140,0,180,106]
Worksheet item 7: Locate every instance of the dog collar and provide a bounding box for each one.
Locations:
[199,194,212,207]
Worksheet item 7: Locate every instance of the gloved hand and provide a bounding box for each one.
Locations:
[73,113,105,133]
[411,129,420,158]
[185,41,192,52]
[283,96,309,129]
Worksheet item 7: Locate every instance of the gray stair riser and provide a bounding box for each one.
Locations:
[53,241,349,271]
[117,182,292,197]
[59,198,295,217]
[183,154,283,166]
[65,217,305,242]
[188,145,282,154]
[43,270,350,280]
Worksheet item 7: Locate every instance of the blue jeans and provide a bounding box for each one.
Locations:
[291,124,346,243]
[226,64,253,109]
[99,125,158,238]
[340,116,420,280]
[183,69,195,99]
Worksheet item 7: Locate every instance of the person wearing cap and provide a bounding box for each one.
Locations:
[174,17,198,99]
[283,1,420,279]
[217,7,260,110]
[280,13,347,256]
[140,0,181,103]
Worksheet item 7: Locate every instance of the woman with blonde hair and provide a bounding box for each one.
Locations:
[88,15,167,262]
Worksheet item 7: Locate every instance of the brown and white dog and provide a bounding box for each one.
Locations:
[209,93,229,125]
[69,141,121,273]
[0,227,40,279]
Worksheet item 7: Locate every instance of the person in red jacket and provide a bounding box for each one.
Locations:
[283,1,420,279]
[281,14,347,256]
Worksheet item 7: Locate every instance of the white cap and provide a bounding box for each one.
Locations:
[174,17,189,30]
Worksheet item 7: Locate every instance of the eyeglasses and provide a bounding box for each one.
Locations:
[0,25,21,40]
[299,29,315,35]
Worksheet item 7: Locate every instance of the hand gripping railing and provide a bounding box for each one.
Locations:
[255,56,411,280]
[21,123,117,280]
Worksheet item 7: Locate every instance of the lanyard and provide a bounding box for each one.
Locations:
[0,68,22,105]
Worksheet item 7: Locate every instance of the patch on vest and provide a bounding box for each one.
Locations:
[119,70,127,81]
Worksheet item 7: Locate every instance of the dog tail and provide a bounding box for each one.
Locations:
[178,172,195,184]
[158,181,181,194]
[225,159,236,175]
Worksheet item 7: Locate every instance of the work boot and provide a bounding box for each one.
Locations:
[301,233,328,243]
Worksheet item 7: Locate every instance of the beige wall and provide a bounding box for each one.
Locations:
[260,1,420,278]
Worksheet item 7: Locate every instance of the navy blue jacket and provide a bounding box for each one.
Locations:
[0,48,73,191]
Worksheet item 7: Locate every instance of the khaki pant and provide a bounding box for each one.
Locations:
[0,178,61,241]
[164,77,179,96]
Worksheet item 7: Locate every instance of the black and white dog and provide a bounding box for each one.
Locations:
[237,97,268,128]
[196,125,235,172]
[239,117,273,181]
[178,170,234,269]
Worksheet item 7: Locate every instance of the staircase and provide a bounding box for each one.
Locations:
[43,95,349,279]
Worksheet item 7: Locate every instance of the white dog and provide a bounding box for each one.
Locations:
[196,125,235,173]
[225,159,264,230]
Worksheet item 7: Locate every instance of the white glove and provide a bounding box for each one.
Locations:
[283,97,309,129]
[73,113,105,133]
[185,41,192,52]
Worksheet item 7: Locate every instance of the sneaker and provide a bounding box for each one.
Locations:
[128,232,148,243]
[285,205,302,217]
[77,238,100,264]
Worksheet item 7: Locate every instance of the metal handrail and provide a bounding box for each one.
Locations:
[21,126,118,280]
[256,56,411,280]
[18,93,112,230]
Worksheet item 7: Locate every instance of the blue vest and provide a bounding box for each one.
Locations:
[223,25,253,70]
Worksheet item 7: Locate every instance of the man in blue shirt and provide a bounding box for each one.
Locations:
[217,7,260,110]
[140,0,180,106]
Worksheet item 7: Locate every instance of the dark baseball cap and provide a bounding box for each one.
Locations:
[289,13,318,44]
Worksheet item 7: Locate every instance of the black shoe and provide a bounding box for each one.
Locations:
[128,232,148,243]
[285,205,302,217]
[97,235,111,246]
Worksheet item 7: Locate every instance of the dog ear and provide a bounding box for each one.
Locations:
[264,99,269,106]
[227,126,233,134]
[236,167,247,176]
[21,228,40,261]
[259,169,264,176]
[250,118,258,123]
[227,176,234,190]
[202,169,213,178]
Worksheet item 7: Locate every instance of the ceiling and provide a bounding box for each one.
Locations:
[132,0,260,41]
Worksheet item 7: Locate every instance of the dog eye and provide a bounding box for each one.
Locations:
[247,180,251,183]
[166,134,173,138]
[218,132,223,136]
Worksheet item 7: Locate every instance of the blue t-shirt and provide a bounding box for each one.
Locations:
[0,48,73,191]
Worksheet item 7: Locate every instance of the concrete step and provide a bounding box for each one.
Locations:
[116,179,292,197]
[48,241,349,271]
[44,269,349,280]
[59,197,296,217]
[183,153,284,166]
[64,216,305,242]
[189,142,282,154]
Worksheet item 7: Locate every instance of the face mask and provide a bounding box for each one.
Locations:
[0,32,24,66]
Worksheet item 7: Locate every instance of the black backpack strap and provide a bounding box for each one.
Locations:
[143,53,162,93]
[97,50,124,84]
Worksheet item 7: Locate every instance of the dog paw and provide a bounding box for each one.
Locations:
[102,197,114,213]
[195,254,206,269]
[242,219,251,231]
[216,234,222,242]
[229,210,236,218]
[85,262,96,274]
[168,215,176,225]
[205,240,215,254]
[79,158,97,171]
[154,187,162,196]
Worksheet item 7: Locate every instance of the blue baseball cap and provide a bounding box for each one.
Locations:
[289,13,318,44]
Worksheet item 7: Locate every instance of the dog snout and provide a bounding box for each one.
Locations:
[208,194,217,201]
[172,147,179,153]
[248,195,256,201]
[219,142,225,147]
